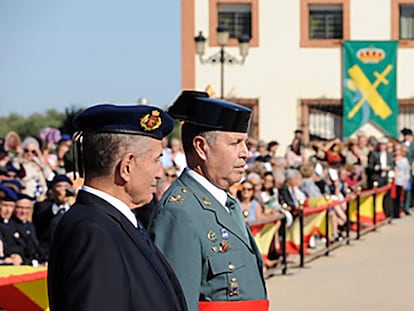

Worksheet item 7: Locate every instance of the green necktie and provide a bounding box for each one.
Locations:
[226,195,249,240]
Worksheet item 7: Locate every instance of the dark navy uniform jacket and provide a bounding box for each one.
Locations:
[48,190,187,311]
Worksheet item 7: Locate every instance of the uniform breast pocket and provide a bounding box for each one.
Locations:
[206,249,247,298]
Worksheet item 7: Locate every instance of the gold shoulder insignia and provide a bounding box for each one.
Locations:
[202,198,212,206]
[168,194,184,203]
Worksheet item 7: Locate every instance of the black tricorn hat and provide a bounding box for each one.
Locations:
[401,128,413,136]
[168,91,251,133]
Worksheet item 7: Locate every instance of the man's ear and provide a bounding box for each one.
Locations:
[193,135,208,161]
[119,153,135,182]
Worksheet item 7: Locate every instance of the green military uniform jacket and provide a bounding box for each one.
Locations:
[149,170,267,311]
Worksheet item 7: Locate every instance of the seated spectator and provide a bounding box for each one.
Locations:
[279,169,306,212]
[13,193,45,266]
[47,135,73,174]
[3,131,22,157]
[170,138,187,175]
[33,174,74,260]
[286,138,306,169]
[0,184,23,265]
[300,163,323,198]
[160,137,174,169]
[324,139,345,166]
[12,137,54,201]
[236,180,265,222]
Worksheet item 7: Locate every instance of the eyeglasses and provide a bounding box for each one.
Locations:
[24,149,37,155]
[242,187,253,191]
[165,173,177,178]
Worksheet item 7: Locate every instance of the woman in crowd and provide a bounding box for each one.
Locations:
[286,138,305,169]
[236,180,265,222]
[12,137,54,201]
[393,143,411,217]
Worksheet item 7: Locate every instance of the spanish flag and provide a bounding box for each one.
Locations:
[286,197,333,254]
[348,191,386,225]
[0,266,48,311]
[250,222,279,259]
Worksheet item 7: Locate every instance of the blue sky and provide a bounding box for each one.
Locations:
[0,0,181,117]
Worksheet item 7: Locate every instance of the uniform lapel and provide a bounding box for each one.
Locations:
[180,172,253,251]
[76,191,180,293]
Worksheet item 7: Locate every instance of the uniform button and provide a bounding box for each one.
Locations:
[228,264,235,271]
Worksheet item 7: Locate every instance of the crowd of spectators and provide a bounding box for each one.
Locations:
[1,126,413,269]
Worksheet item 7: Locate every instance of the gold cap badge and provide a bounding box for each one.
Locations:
[140,110,162,131]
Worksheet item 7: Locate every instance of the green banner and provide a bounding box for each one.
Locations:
[343,41,398,138]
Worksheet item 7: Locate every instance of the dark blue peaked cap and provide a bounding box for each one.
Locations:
[73,104,174,140]
[168,91,252,133]
[0,184,17,202]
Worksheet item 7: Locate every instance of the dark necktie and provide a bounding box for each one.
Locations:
[225,195,249,240]
[136,219,156,252]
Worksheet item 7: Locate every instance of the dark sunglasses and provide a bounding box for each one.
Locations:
[242,187,253,191]
[24,148,37,155]
[165,173,177,178]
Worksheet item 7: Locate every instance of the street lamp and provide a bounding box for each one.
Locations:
[194,25,250,99]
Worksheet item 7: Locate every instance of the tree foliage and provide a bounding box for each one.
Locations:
[0,107,83,139]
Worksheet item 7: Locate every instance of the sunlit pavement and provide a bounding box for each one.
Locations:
[266,214,414,311]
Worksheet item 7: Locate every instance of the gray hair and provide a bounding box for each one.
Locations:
[22,137,40,150]
[286,169,301,180]
[82,132,149,179]
[181,123,218,156]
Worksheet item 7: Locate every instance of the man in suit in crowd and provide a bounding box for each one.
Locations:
[13,192,44,266]
[33,174,74,260]
[366,137,394,187]
[48,104,187,311]
[0,184,24,265]
[150,91,268,311]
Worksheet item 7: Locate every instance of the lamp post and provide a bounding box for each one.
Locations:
[194,25,250,99]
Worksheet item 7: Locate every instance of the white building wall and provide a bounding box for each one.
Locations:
[193,0,414,152]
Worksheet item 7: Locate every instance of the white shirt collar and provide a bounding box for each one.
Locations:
[186,168,229,212]
[81,185,137,228]
[51,202,71,215]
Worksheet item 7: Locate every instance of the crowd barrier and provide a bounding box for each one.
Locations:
[248,182,393,274]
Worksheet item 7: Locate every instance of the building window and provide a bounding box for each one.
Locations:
[209,0,259,47]
[400,5,414,38]
[392,0,414,47]
[301,0,350,48]
[218,4,252,39]
[309,4,343,39]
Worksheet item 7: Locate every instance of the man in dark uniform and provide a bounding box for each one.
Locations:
[48,104,187,311]
[149,91,268,311]
[0,184,24,265]
[33,174,74,260]
[13,192,44,266]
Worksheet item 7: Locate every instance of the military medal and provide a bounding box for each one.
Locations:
[220,228,229,240]
[219,240,230,253]
[211,246,220,253]
[229,278,240,296]
[207,230,217,242]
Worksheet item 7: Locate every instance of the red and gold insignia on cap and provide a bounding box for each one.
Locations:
[140,110,162,131]
[0,190,5,199]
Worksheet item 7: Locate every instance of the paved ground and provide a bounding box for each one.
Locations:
[266,215,414,311]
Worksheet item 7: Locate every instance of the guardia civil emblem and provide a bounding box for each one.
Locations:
[140,110,162,131]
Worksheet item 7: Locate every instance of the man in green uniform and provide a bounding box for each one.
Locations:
[149,91,268,311]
